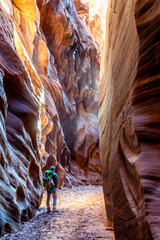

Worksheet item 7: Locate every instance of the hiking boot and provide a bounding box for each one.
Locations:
[52,206,56,211]
[47,207,51,212]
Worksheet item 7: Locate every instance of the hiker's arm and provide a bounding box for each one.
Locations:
[54,174,58,188]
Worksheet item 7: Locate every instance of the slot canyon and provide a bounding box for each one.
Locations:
[0,0,160,239]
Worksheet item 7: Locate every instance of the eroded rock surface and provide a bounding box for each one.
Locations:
[0,0,100,236]
[99,0,160,239]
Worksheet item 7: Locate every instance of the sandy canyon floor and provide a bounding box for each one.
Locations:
[2,186,114,240]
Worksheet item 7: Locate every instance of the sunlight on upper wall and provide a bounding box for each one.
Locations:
[0,0,13,15]
[77,0,109,55]
[81,0,109,30]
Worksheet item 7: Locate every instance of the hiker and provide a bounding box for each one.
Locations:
[43,166,58,212]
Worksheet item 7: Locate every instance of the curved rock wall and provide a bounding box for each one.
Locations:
[0,0,100,236]
[37,0,101,185]
[99,0,160,239]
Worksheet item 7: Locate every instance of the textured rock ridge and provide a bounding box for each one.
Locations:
[0,0,100,236]
[99,0,160,239]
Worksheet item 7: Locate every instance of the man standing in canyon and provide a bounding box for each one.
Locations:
[43,166,58,212]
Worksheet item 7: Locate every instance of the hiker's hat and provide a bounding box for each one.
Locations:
[50,166,55,171]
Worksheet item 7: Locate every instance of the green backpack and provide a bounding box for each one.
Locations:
[43,170,55,189]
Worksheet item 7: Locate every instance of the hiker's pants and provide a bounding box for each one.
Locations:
[47,188,57,207]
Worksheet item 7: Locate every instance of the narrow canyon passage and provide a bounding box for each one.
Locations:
[1,186,114,240]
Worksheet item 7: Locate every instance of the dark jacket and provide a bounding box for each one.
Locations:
[52,172,58,188]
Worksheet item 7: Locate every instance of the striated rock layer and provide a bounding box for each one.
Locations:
[99,0,160,239]
[0,0,100,236]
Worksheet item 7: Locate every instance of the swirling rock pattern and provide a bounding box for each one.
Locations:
[0,0,100,236]
[99,0,160,239]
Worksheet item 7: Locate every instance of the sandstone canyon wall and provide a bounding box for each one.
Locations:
[99,0,160,239]
[0,0,100,235]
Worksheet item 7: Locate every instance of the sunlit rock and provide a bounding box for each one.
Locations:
[74,0,108,53]
[99,0,160,239]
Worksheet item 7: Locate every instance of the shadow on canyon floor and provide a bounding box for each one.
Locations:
[1,186,114,240]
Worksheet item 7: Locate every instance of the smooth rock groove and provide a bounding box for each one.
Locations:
[99,0,160,239]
